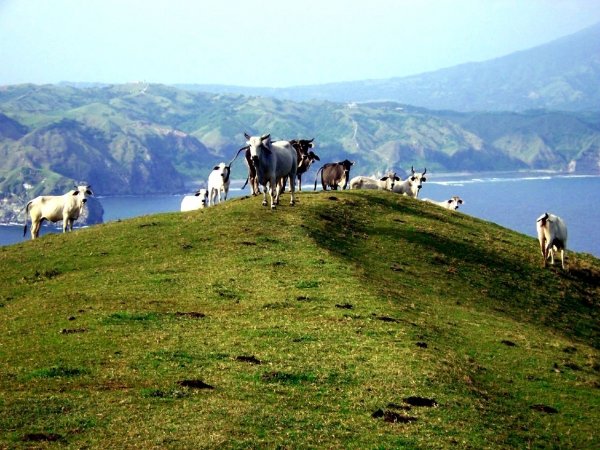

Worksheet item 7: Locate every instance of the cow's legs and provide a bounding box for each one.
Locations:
[261,183,269,207]
[32,220,41,239]
[289,175,296,206]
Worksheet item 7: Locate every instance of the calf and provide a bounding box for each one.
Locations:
[422,196,464,210]
[208,162,232,206]
[393,167,427,197]
[349,172,400,191]
[536,212,568,269]
[313,159,355,191]
[180,188,208,211]
[23,185,93,239]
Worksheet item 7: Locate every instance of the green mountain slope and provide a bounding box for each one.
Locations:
[0,191,598,448]
[188,22,600,112]
[1,84,600,223]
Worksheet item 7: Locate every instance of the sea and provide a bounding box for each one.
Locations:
[2,172,599,258]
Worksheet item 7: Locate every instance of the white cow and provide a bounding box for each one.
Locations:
[245,133,297,209]
[23,185,94,239]
[423,196,464,210]
[207,162,232,206]
[536,212,568,269]
[180,188,208,211]
[392,167,427,197]
[349,172,400,191]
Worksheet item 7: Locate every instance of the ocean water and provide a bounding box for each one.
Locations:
[2,173,599,257]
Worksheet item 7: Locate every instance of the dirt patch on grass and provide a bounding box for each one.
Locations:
[22,432,63,442]
[530,404,558,414]
[177,379,214,389]
[236,355,261,364]
[372,408,418,424]
[403,396,438,407]
[174,312,206,319]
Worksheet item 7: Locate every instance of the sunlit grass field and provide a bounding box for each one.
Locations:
[1,190,598,449]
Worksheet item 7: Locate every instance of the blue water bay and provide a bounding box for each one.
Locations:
[2,174,599,257]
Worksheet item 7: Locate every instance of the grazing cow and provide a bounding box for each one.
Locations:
[290,139,320,191]
[349,172,400,191]
[313,160,355,191]
[23,185,94,240]
[208,162,232,206]
[180,188,208,211]
[245,133,297,209]
[536,212,568,269]
[393,167,427,197]
[422,196,464,210]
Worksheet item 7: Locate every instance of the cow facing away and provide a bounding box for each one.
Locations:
[180,188,208,211]
[208,162,232,206]
[313,160,355,191]
[392,167,427,197]
[23,185,94,239]
[245,133,297,209]
[536,212,568,270]
[349,172,400,191]
[422,196,464,210]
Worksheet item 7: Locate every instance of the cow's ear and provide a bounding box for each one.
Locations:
[458,199,463,204]
[380,176,388,181]
[394,176,400,181]
[411,176,416,181]
[447,199,453,203]
[421,177,427,181]
[213,165,220,170]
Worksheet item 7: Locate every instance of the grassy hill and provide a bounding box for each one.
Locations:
[0,190,599,449]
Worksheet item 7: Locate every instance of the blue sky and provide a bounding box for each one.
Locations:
[1,0,600,87]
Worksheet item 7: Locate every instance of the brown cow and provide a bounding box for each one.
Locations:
[313,160,355,191]
[290,139,320,191]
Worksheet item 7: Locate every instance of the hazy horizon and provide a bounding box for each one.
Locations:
[1,0,600,88]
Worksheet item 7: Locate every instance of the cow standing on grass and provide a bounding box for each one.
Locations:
[245,133,297,209]
[208,162,232,206]
[23,185,94,239]
[313,160,355,191]
[536,212,568,270]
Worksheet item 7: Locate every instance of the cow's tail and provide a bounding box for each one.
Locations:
[313,166,324,191]
[23,201,31,237]
[241,177,249,190]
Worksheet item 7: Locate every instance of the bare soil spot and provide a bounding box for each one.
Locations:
[175,312,206,319]
[177,379,214,389]
[530,404,558,414]
[501,340,517,347]
[335,303,353,309]
[60,328,87,334]
[403,396,438,407]
[236,355,261,364]
[22,433,63,442]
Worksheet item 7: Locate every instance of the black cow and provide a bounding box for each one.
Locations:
[313,160,355,191]
[290,139,319,191]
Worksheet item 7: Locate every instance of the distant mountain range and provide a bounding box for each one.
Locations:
[177,22,600,112]
[1,23,600,223]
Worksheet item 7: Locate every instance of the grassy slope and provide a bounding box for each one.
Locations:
[0,191,598,449]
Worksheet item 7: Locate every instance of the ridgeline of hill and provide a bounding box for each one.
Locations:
[1,83,600,224]
[0,191,598,448]
[185,22,600,112]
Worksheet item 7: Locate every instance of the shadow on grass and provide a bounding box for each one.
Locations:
[305,192,600,348]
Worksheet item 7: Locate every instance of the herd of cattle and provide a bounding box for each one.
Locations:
[21,133,568,270]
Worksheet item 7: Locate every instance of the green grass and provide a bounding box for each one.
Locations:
[0,190,598,449]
